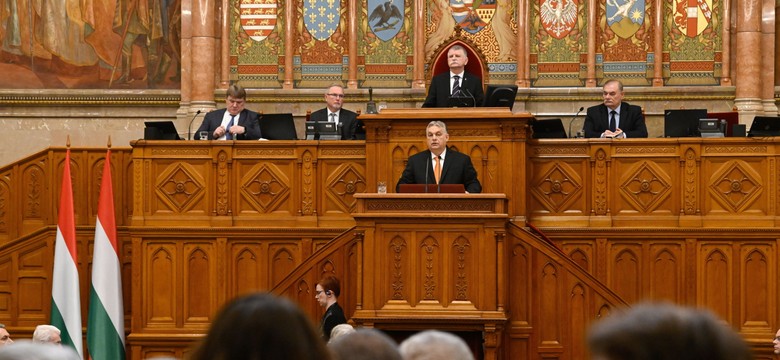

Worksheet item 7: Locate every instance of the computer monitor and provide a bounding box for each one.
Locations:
[482,84,518,109]
[532,118,567,139]
[260,113,298,140]
[748,116,780,137]
[446,95,476,108]
[144,121,181,140]
[663,109,707,137]
[305,121,340,140]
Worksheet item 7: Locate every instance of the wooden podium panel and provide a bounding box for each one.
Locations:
[351,193,509,359]
[130,140,366,228]
[359,108,533,221]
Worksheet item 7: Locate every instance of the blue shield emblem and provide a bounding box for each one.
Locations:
[303,0,341,41]
[367,0,404,41]
[605,0,645,38]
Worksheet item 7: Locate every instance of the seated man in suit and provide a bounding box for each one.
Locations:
[195,84,262,140]
[309,84,365,140]
[582,79,648,138]
[422,45,484,108]
[395,121,481,193]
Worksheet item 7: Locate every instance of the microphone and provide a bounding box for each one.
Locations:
[187,110,202,140]
[424,156,429,193]
[463,88,476,107]
[313,112,321,140]
[337,121,344,139]
[567,107,584,138]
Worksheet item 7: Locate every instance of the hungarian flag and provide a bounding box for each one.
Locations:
[52,148,84,358]
[87,149,126,360]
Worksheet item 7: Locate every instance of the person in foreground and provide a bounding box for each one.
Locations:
[0,340,79,360]
[195,84,261,140]
[587,302,752,360]
[316,275,348,342]
[395,121,482,193]
[399,330,474,360]
[31,325,61,345]
[582,79,648,139]
[310,84,365,140]
[190,292,330,360]
[422,45,484,108]
[0,324,12,347]
[329,328,402,360]
[773,327,780,355]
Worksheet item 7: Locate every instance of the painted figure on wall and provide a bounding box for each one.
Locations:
[0,0,180,89]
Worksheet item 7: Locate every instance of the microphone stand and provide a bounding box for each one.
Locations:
[567,107,584,138]
[313,112,321,140]
[424,157,429,193]
[463,88,476,108]
[187,110,202,140]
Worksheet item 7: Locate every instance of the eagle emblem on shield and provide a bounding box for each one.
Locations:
[605,0,645,39]
[304,0,341,41]
[673,0,712,37]
[368,0,404,42]
[450,0,497,34]
[239,0,279,42]
[540,0,578,39]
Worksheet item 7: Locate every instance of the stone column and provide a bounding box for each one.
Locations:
[734,0,764,123]
[585,0,596,87]
[347,0,358,89]
[516,0,530,87]
[187,0,217,111]
[761,0,777,114]
[413,0,425,89]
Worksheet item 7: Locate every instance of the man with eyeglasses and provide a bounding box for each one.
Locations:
[0,323,13,347]
[310,84,365,140]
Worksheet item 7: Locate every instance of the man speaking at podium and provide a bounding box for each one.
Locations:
[422,45,484,108]
[396,121,482,193]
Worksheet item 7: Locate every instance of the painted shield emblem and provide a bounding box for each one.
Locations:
[450,0,497,34]
[239,0,279,42]
[673,0,713,37]
[367,0,404,42]
[303,0,341,41]
[605,0,645,39]
[539,0,578,39]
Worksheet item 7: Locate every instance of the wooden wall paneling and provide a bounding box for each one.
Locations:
[610,144,680,226]
[0,169,12,243]
[143,241,178,329]
[229,241,265,296]
[697,240,734,322]
[233,145,298,221]
[319,148,367,221]
[183,241,217,326]
[700,143,773,226]
[268,241,301,289]
[739,241,776,336]
[0,254,11,323]
[16,234,50,326]
[606,241,643,303]
[22,156,47,235]
[527,147,590,225]
[646,241,685,303]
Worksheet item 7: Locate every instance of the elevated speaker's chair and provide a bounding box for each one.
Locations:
[427,40,488,90]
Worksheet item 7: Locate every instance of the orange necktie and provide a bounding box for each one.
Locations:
[434,156,441,184]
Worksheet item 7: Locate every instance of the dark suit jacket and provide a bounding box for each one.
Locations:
[309,108,365,140]
[395,148,482,193]
[422,71,485,108]
[583,102,648,138]
[195,109,262,140]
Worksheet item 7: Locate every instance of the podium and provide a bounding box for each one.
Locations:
[351,193,509,360]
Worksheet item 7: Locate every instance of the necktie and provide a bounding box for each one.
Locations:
[452,75,461,95]
[226,115,235,140]
[329,113,336,123]
[609,110,617,132]
[434,156,442,184]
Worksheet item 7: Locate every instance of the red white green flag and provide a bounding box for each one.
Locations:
[52,148,84,358]
[87,149,126,360]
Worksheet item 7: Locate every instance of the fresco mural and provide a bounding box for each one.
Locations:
[0,0,181,89]
[663,0,721,85]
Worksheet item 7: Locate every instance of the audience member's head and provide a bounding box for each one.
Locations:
[588,302,752,360]
[329,328,401,360]
[329,324,356,344]
[316,275,342,309]
[0,324,11,348]
[399,330,474,360]
[31,325,61,345]
[773,328,780,354]
[190,292,330,360]
[0,340,79,360]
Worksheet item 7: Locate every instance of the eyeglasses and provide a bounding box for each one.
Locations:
[327,93,345,99]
